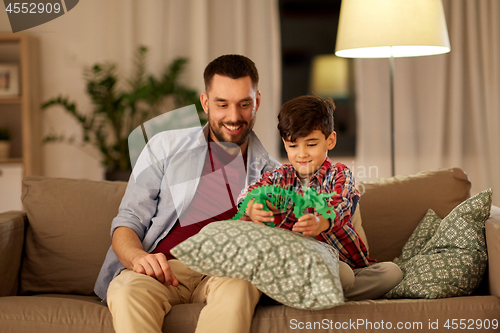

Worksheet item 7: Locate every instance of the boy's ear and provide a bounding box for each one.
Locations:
[327,131,337,150]
[281,137,287,149]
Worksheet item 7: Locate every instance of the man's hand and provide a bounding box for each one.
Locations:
[112,226,179,287]
[292,213,329,236]
[131,252,179,287]
[245,198,275,224]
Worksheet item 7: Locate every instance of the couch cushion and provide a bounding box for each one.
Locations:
[21,177,127,296]
[386,189,491,299]
[1,295,499,333]
[171,220,344,310]
[250,296,500,332]
[0,295,114,333]
[359,168,471,262]
[351,205,369,253]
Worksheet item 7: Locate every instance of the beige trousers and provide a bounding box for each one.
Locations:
[107,260,262,333]
[339,261,403,301]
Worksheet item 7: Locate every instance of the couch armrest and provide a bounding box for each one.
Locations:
[486,205,500,297]
[0,211,26,296]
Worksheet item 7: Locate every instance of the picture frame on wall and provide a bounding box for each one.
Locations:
[0,64,19,98]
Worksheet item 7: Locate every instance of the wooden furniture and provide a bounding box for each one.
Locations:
[0,33,42,212]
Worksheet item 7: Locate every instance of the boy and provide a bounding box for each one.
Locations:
[238,95,402,301]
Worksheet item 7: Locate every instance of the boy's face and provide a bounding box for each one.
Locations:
[283,130,337,179]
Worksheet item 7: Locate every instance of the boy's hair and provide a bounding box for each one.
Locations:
[204,54,259,91]
[278,95,335,142]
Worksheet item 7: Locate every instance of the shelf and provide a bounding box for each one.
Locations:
[0,157,23,164]
[0,97,22,104]
[0,33,42,176]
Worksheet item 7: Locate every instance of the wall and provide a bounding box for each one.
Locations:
[0,0,281,181]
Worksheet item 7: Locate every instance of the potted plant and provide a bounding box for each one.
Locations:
[0,127,11,159]
[42,46,205,180]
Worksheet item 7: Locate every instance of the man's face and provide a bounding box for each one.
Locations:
[283,130,337,179]
[201,74,260,151]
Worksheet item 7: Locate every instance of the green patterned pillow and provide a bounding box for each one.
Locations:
[393,209,442,274]
[386,189,492,299]
[171,220,344,310]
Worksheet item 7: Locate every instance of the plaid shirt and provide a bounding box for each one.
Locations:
[237,157,376,268]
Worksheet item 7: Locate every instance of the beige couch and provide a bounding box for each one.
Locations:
[1,168,499,333]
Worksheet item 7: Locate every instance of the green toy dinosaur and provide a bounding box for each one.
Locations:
[231,185,337,227]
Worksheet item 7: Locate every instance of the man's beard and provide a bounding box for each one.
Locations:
[207,108,256,147]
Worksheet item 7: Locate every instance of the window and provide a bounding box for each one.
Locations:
[279,0,356,158]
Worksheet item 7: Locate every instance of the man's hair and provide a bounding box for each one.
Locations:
[204,54,259,91]
[278,95,335,142]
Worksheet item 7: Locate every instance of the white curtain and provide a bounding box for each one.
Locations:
[354,0,500,206]
[22,0,281,180]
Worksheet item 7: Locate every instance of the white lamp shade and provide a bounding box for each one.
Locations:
[335,0,451,58]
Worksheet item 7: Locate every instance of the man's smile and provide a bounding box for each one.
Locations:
[223,124,244,134]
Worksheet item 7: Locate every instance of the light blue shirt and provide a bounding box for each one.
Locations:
[94,125,280,301]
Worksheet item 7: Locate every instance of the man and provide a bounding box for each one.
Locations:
[94,54,280,333]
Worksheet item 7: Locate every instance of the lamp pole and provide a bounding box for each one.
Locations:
[389,55,395,177]
[334,0,451,178]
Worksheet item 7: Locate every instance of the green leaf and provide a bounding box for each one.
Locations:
[40,47,200,172]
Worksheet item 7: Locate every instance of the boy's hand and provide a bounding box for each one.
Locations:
[292,213,329,236]
[245,198,275,224]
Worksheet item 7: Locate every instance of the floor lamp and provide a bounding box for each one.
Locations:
[335,0,451,177]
